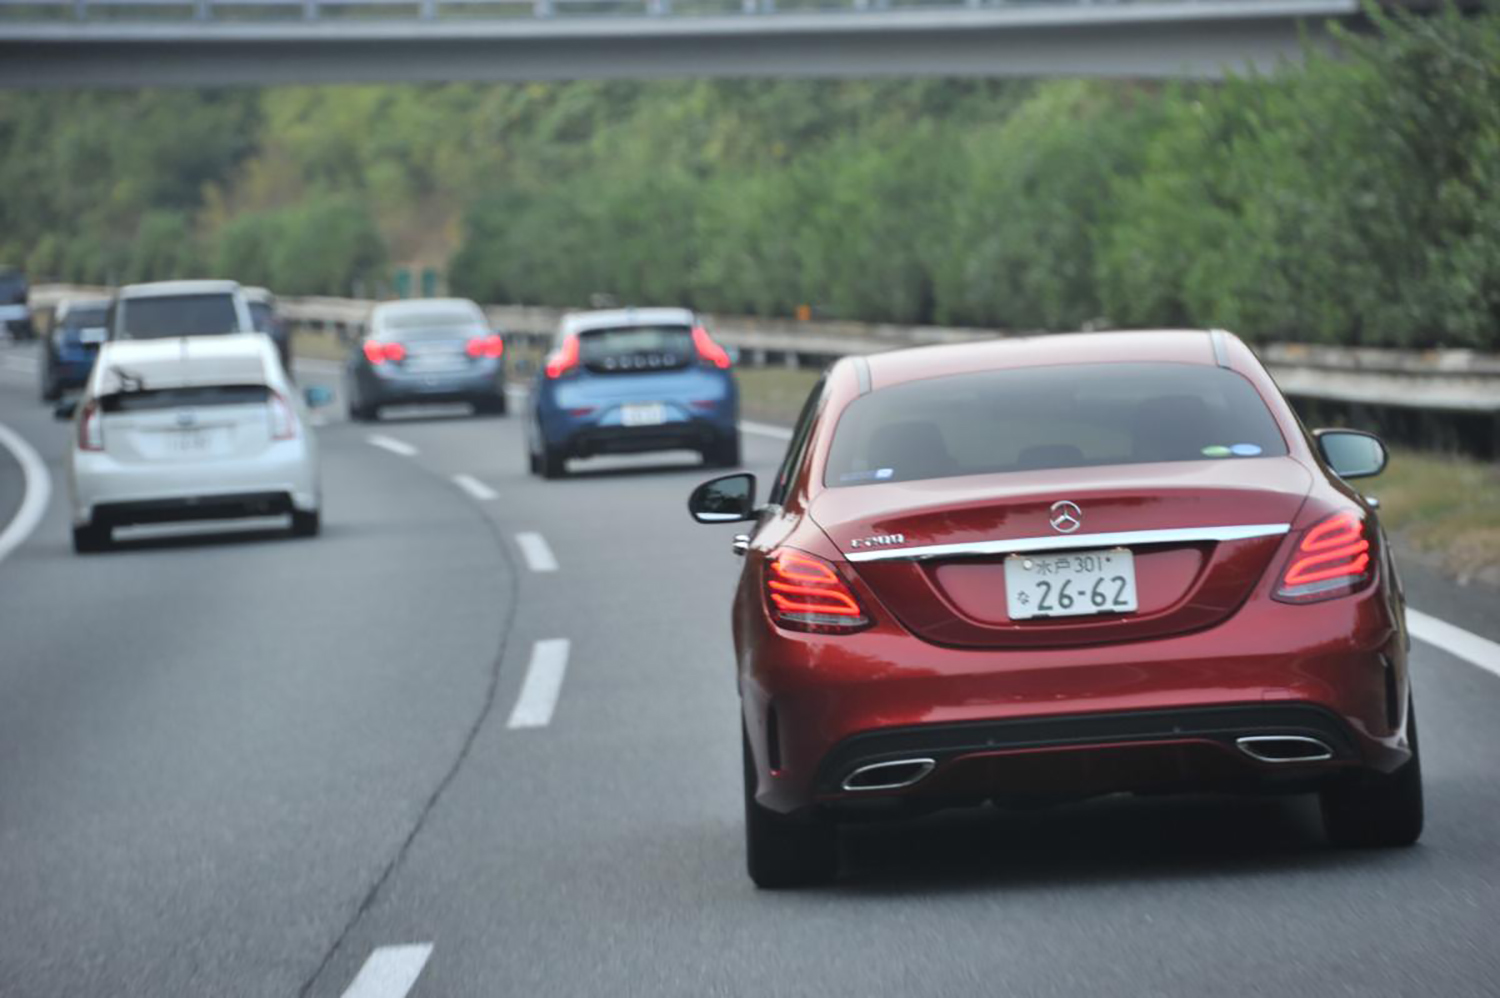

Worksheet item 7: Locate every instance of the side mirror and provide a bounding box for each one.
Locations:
[1315,429,1387,480]
[688,472,758,523]
[54,398,78,420]
[303,385,335,409]
[80,326,106,346]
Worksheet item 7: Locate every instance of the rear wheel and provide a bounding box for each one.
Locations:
[1321,701,1424,848]
[40,368,60,403]
[540,444,567,480]
[350,400,378,423]
[704,433,742,468]
[71,523,111,554]
[475,393,507,416]
[743,725,837,889]
[290,509,321,538]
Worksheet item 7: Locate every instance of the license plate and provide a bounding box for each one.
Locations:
[405,354,463,373]
[173,428,213,452]
[1004,548,1138,620]
[620,402,666,427]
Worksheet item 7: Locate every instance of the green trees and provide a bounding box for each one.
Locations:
[1,5,1496,347]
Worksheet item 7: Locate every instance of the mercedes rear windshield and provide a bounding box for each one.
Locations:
[825,363,1289,487]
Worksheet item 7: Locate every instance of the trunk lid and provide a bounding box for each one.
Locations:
[812,458,1310,649]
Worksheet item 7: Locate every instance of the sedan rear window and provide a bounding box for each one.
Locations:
[825,363,1288,487]
[120,295,240,339]
[578,326,693,373]
[100,384,270,413]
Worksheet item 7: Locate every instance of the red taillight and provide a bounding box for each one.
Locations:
[466,334,505,359]
[692,325,731,370]
[268,390,297,440]
[765,548,870,633]
[545,335,580,379]
[1275,510,1374,603]
[363,340,406,365]
[78,400,103,452]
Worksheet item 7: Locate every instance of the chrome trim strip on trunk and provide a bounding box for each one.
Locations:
[844,523,1292,562]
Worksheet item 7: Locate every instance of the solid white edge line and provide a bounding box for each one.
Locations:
[340,943,434,998]
[0,421,52,565]
[452,473,498,502]
[1408,608,1500,680]
[738,419,794,441]
[515,531,559,572]
[508,639,571,729]
[366,434,418,457]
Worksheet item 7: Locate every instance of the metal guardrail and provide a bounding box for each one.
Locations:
[0,0,1337,22]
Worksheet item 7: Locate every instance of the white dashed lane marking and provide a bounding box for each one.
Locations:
[340,944,433,998]
[366,434,418,458]
[452,473,498,502]
[508,639,571,730]
[515,531,558,572]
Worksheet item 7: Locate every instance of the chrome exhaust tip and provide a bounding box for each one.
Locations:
[1235,735,1335,764]
[841,758,936,792]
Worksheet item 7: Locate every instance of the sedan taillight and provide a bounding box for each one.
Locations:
[1274,510,1373,604]
[363,340,406,365]
[78,400,104,452]
[466,334,505,359]
[765,548,870,633]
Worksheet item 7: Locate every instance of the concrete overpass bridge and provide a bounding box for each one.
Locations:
[0,0,1434,88]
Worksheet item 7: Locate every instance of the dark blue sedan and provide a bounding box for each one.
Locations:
[525,308,740,478]
[40,297,108,402]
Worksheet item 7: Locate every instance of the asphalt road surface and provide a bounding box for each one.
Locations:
[2,341,1499,998]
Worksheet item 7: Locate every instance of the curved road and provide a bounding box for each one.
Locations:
[1,341,1498,997]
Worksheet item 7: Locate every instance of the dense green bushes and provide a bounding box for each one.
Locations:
[1,5,1496,348]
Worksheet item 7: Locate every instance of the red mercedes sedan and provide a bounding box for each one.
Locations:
[689,330,1422,888]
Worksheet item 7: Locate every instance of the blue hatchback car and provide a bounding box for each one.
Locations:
[526,308,740,478]
[41,297,109,402]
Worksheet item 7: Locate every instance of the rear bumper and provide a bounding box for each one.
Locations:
[560,420,728,458]
[365,365,504,405]
[70,443,319,526]
[741,582,1411,816]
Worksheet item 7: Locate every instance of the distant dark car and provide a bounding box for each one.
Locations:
[345,298,507,422]
[0,266,34,341]
[41,297,109,401]
[525,308,739,478]
[244,286,293,374]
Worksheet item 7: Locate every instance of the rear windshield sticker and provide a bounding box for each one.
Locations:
[840,468,895,483]
[1201,445,1232,458]
[1230,443,1263,457]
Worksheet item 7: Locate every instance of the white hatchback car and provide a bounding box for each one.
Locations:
[63,334,326,553]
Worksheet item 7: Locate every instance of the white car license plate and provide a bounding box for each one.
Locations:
[620,402,666,427]
[1005,548,1138,620]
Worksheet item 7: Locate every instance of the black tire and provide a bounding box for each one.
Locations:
[71,523,111,554]
[290,509,321,538]
[743,724,837,889]
[40,369,60,403]
[704,433,742,468]
[527,446,541,476]
[475,393,508,417]
[540,445,567,480]
[1321,701,1424,848]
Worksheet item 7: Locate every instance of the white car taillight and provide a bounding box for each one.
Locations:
[268,391,297,440]
[78,400,104,452]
